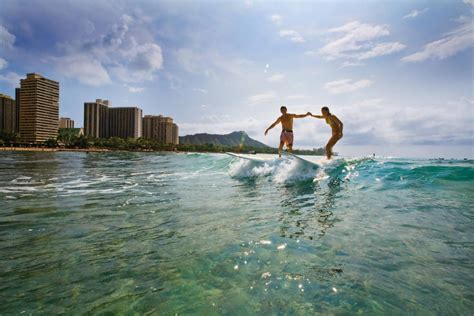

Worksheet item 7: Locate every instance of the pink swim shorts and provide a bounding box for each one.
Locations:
[280,130,294,146]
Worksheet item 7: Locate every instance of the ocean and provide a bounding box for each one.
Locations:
[0,152,473,314]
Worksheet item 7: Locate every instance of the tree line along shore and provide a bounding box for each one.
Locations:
[0,132,326,155]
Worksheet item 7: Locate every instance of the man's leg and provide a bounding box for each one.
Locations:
[287,132,294,153]
[278,141,284,157]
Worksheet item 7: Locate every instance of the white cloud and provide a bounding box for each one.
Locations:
[176,49,202,73]
[0,25,15,49]
[124,84,145,93]
[0,71,22,87]
[403,8,429,19]
[339,61,365,68]
[319,21,405,61]
[319,21,389,59]
[176,48,252,77]
[324,78,373,94]
[266,73,285,82]
[56,14,163,85]
[463,0,474,5]
[193,88,208,94]
[270,14,282,24]
[248,91,277,104]
[358,42,406,60]
[116,42,163,82]
[57,54,111,86]
[279,30,305,43]
[0,58,7,70]
[402,18,474,62]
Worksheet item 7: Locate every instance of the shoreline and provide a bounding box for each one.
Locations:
[0,147,112,153]
[0,146,330,156]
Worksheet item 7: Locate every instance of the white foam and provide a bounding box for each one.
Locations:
[228,156,319,183]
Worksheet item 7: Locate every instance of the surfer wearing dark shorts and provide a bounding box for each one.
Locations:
[264,106,310,157]
[309,107,343,159]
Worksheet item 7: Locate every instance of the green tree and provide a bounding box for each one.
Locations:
[44,138,58,148]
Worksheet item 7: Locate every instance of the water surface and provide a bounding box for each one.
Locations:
[0,152,473,314]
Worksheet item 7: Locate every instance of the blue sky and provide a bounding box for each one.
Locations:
[0,0,473,157]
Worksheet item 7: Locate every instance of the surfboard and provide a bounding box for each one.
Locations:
[282,152,321,167]
[225,152,268,163]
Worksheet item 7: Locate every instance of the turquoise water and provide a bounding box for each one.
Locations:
[0,152,473,314]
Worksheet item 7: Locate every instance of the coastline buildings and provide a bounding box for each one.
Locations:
[0,94,18,135]
[109,107,142,139]
[142,115,179,144]
[59,117,74,128]
[84,100,143,139]
[84,99,110,138]
[172,124,179,145]
[19,73,59,143]
[2,74,180,144]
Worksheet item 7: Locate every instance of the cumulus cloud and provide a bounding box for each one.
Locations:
[248,91,277,104]
[0,71,22,87]
[324,79,373,94]
[358,42,406,60]
[0,25,15,49]
[402,18,474,62]
[266,73,285,82]
[279,30,305,43]
[124,84,145,93]
[339,61,365,68]
[56,14,163,85]
[175,48,252,77]
[319,21,405,61]
[0,58,7,70]
[113,42,163,82]
[57,54,111,86]
[403,8,429,19]
[270,14,282,24]
[193,88,208,94]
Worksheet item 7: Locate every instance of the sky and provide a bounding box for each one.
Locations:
[0,0,473,157]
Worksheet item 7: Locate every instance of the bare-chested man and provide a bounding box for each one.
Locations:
[310,106,343,159]
[264,106,310,157]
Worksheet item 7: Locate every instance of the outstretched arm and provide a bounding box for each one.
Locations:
[264,117,281,135]
[311,114,324,119]
[292,113,311,119]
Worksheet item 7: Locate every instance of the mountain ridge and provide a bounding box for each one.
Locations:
[179,131,269,148]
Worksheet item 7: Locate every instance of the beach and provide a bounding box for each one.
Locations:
[0,151,472,314]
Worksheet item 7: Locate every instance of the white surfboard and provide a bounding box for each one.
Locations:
[282,152,321,167]
[225,152,269,163]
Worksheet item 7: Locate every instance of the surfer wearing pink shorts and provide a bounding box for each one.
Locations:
[264,106,310,157]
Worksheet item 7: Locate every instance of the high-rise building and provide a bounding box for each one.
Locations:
[0,93,18,135]
[142,115,179,144]
[19,73,59,143]
[172,123,179,145]
[84,99,110,138]
[59,117,74,129]
[109,107,142,139]
[15,88,20,132]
